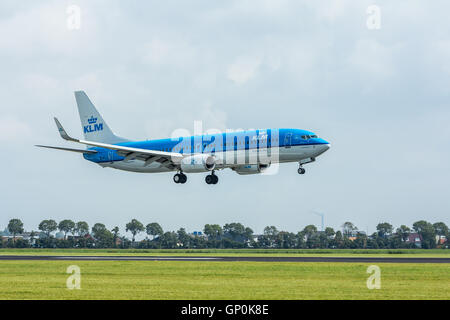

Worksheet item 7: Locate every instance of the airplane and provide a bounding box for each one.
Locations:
[37,91,330,184]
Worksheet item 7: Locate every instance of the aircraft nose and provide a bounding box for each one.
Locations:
[315,142,330,156]
[320,143,330,153]
[318,138,330,151]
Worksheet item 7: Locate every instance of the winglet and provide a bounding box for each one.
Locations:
[54,117,77,142]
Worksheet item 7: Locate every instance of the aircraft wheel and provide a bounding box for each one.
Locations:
[298,167,306,175]
[205,175,213,184]
[180,174,187,184]
[212,174,219,184]
[173,173,181,183]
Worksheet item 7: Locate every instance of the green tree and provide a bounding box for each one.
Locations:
[96,230,114,248]
[342,222,357,238]
[159,231,178,248]
[58,219,75,239]
[432,222,449,246]
[92,223,107,238]
[277,231,296,249]
[295,231,306,248]
[90,223,113,247]
[334,231,344,248]
[395,225,411,242]
[126,219,145,243]
[324,227,335,238]
[413,220,436,249]
[146,222,164,240]
[318,232,329,248]
[177,228,191,248]
[263,226,279,237]
[112,226,119,247]
[204,224,223,240]
[74,221,89,236]
[38,219,58,238]
[303,225,320,248]
[263,226,279,247]
[376,222,393,238]
[433,222,449,238]
[7,219,24,242]
[243,227,254,243]
[223,223,246,242]
[354,232,368,249]
[302,225,318,240]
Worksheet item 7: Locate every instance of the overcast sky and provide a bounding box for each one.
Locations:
[1,0,449,238]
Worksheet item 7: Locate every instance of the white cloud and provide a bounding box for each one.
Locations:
[348,39,397,76]
[431,40,450,74]
[22,73,59,91]
[307,0,356,23]
[0,1,99,57]
[198,101,228,132]
[141,38,170,65]
[141,37,198,68]
[227,55,263,85]
[233,0,293,16]
[0,116,32,142]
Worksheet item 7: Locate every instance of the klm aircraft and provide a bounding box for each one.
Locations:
[37,91,330,184]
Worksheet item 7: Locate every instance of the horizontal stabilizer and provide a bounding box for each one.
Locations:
[35,145,97,154]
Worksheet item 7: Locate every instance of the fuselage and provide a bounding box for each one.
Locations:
[83,128,330,173]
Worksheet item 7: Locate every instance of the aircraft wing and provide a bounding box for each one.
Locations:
[53,117,183,168]
[35,145,97,154]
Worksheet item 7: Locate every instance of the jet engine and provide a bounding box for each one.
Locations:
[232,163,270,175]
[180,154,216,173]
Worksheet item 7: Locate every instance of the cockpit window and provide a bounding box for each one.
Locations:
[300,134,318,140]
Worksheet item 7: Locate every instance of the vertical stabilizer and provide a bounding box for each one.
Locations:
[74,91,128,144]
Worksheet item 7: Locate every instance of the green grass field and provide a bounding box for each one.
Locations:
[0,259,449,300]
[1,248,449,257]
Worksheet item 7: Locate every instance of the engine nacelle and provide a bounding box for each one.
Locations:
[180,154,216,173]
[232,163,270,175]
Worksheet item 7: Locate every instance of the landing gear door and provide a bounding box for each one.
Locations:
[284,132,292,149]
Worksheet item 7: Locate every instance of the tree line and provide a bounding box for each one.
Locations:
[1,218,448,249]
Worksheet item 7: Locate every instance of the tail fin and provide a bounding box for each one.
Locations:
[74,91,128,144]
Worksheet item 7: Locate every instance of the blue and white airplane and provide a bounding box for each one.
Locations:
[37,91,330,184]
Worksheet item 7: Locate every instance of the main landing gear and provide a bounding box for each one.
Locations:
[173,172,187,184]
[297,166,306,175]
[205,171,219,185]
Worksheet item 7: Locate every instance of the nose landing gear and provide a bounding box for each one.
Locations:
[173,172,187,184]
[298,158,315,175]
[205,171,218,184]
